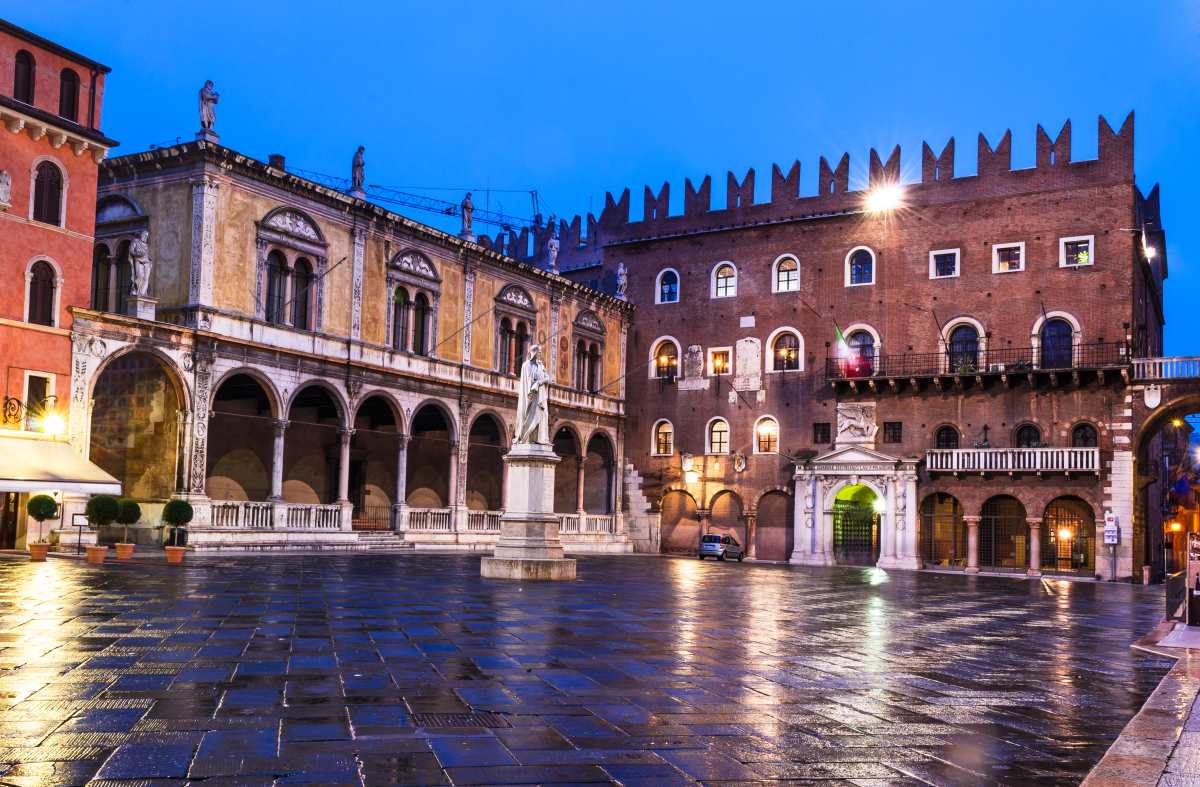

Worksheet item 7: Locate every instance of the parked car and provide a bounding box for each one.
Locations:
[698,533,745,561]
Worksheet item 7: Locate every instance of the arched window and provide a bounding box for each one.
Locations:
[115,240,131,316]
[1015,424,1042,448]
[712,263,736,298]
[653,420,673,456]
[413,293,430,356]
[27,260,56,327]
[935,426,960,449]
[587,343,601,393]
[59,69,79,121]
[291,258,312,330]
[32,161,63,226]
[91,245,112,311]
[1041,318,1073,368]
[574,339,588,391]
[772,331,800,371]
[1071,423,1098,448]
[846,247,875,286]
[846,330,876,376]
[707,418,729,455]
[392,288,409,351]
[653,340,678,379]
[264,250,287,324]
[774,256,799,293]
[948,324,980,371]
[755,417,779,454]
[13,50,34,104]
[497,317,514,373]
[514,320,530,369]
[656,269,679,304]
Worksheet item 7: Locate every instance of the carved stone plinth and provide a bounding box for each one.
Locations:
[195,130,219,144]
[481,441,576,581]
[127,295,156,322]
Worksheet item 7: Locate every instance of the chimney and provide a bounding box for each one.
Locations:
[268,153,286,170]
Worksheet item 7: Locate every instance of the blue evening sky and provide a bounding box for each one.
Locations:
[11,2,1198,350]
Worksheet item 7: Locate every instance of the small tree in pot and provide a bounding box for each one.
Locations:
[162,499,193,564]
[114,498,141,559]
[84,494,119,564]
[26,494,57,561]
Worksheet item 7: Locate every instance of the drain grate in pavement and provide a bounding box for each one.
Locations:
[410,711,511,729]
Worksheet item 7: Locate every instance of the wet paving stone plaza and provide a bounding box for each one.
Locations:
[0,553,1172,785]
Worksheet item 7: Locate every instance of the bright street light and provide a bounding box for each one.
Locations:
[43,412,65,437]
[865,183,904,214]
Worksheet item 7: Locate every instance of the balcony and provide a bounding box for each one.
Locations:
[209,500,351,530]
[826,342,1128,393]
[926,447,1100,475]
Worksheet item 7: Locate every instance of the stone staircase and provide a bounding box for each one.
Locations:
[354,531,415,551]
[622,462,660,553]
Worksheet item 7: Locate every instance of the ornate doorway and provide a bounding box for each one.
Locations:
[832,485,879,566]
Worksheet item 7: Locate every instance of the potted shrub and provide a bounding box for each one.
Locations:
[84,494,118,564]
[162,499,193,565]
[26,494,57,562]
[114,498,141,560]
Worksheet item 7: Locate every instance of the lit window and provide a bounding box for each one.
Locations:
[929,249,960,279]
[845,330,876,376]
[755,417,779,454]
[992,242,1024,273]
[654,421,673,456]
[772,332,800,371]
[1060,236,1094,267]
[713,264,736,298]
[657,269,679,303]
[709,348,731,376]
[846,247,875,286]
[24,374,51,432]
[653,341,678,379]
[774,257,799,292]
[708,419,729,454]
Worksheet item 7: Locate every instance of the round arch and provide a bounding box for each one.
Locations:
[919,492,966,568]
[709,260,738,298]
[708,489,746,545]
[844,245,877,287]
[821,477,885,511]
[752,414,780,455]
[941,315,987,366]
[466,412,505,511]
[550,421,583,453]
[647,335,682,379]
[979,494,1028,572]
[285,380,350,429]
[468,408,510,448]
[754,488,794,561]
[207,371,278,502]
[29,155,69,227]
[650,418,674,456]
[705,416,730,455]
[353,388,407,435]
[842,322,882,354]
[408,397,460,444]
[660,488,700,553]
[771,253,800,293]
[552,424,583,514]
[87,344,191,410]
[1041,496,1097,575]
[210,366,282,418]
[583,430,616,514]
[654,267,680,304]
[260,205,327,243]
[765,326,805,372]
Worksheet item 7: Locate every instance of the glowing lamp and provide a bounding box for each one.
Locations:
[1057,527,1073,542]
[865,183,904,214]
[42,413,65,437]
[684,470,700,484]
[1170,521,1184,533]
[1172,418,1183,427]
[872,498,887,514]
[1144,244,1157,260]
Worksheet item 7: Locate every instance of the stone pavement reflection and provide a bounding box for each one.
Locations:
[0,554,1172,785]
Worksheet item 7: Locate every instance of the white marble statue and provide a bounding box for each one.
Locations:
[515,344,550,445]
[545,219,560,274]
[460,192,474,236]
[351,146,366,193]
[129,230,152,296]
[0,170,11,206]
[615,261,628,300]
[198,80,218,131]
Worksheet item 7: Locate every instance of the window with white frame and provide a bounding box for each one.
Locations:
[656,268,679,304]
[707,418,729,455]
[992,242,1024,274]
[711,263,736,298]
[1060,235,1094,268]
[929,248,960,279]
[773,256,799,293]
[769,329,802,371]
[708,347,732,376]
[652,420,674,456]
[845,247,875,286]
[23,372,53,432]
[754,416,779,454]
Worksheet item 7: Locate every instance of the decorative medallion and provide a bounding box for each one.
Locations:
[266,209,321,241]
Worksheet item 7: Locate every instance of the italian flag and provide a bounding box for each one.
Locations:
[834,323,849,355]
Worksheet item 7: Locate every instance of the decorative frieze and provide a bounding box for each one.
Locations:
[188,176,220,307]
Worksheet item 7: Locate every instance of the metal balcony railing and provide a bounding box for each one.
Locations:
[926,447,1100,474]
[826,342,1128,382]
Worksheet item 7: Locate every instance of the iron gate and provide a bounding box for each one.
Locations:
[980,496,1028,571]
[1042,499,1095,573]
[832,501,879,566]
[920,493,966,567]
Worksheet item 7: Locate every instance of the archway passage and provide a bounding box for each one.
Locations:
[407,404,452,507]
[832,484,879,566]
[755,491,793,561]
[1042,497,1096,575]
[709,491,745,545]
[207,374,274,501]
[466,415,504,511]
[661,490,699,554]
[1131,397,1200,581]
[920,493,966,568]
[284,386,342,504]
[89,352,183,500]
[351,395,400,528]
[552,427,581,513]
[583,433,615,514]
[980,495,1028,571]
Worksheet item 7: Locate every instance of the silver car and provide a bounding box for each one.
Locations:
[698,534,745,561]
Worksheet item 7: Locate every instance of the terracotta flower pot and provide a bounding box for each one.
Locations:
[29,542,49,562]
[165,545,186,565]
[114,542,135,560]
[86,545,108,564]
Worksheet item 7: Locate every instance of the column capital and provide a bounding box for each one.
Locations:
[272,418,289,435]
[962,515,982,524]
[338,427,355,442]
[1027,517,1044,527]
[396,432,410,447]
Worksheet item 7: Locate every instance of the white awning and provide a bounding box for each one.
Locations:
[0,433,121,496]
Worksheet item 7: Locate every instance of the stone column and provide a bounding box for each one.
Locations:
[878,478,896,564]
[575,456,586,515]
[447,440,459,510]
[393,434,408,531]
[269,418,288,501]
[964,515,981,574]
[745,510,758,559]
[336,428,354,503]
[1027,517,1043,577]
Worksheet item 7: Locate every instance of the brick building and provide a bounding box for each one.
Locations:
[0,20,119,548]
[560,114,1169,580]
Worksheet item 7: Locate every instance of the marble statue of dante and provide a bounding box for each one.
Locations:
[615,261,628,299]
[351,146,366,192]
[460,192,474,236]
[545,218,560,274]
[199,81,218,131]
[129,230,152,296]
[515,344,550,445]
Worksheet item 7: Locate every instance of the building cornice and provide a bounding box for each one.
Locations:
[0,96,117,159]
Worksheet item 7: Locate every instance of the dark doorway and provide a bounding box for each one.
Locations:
[0,493,17,549]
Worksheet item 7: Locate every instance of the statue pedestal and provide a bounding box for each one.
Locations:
[195,130,219,144]
[481,441,576,581]
[126,295,156,322]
